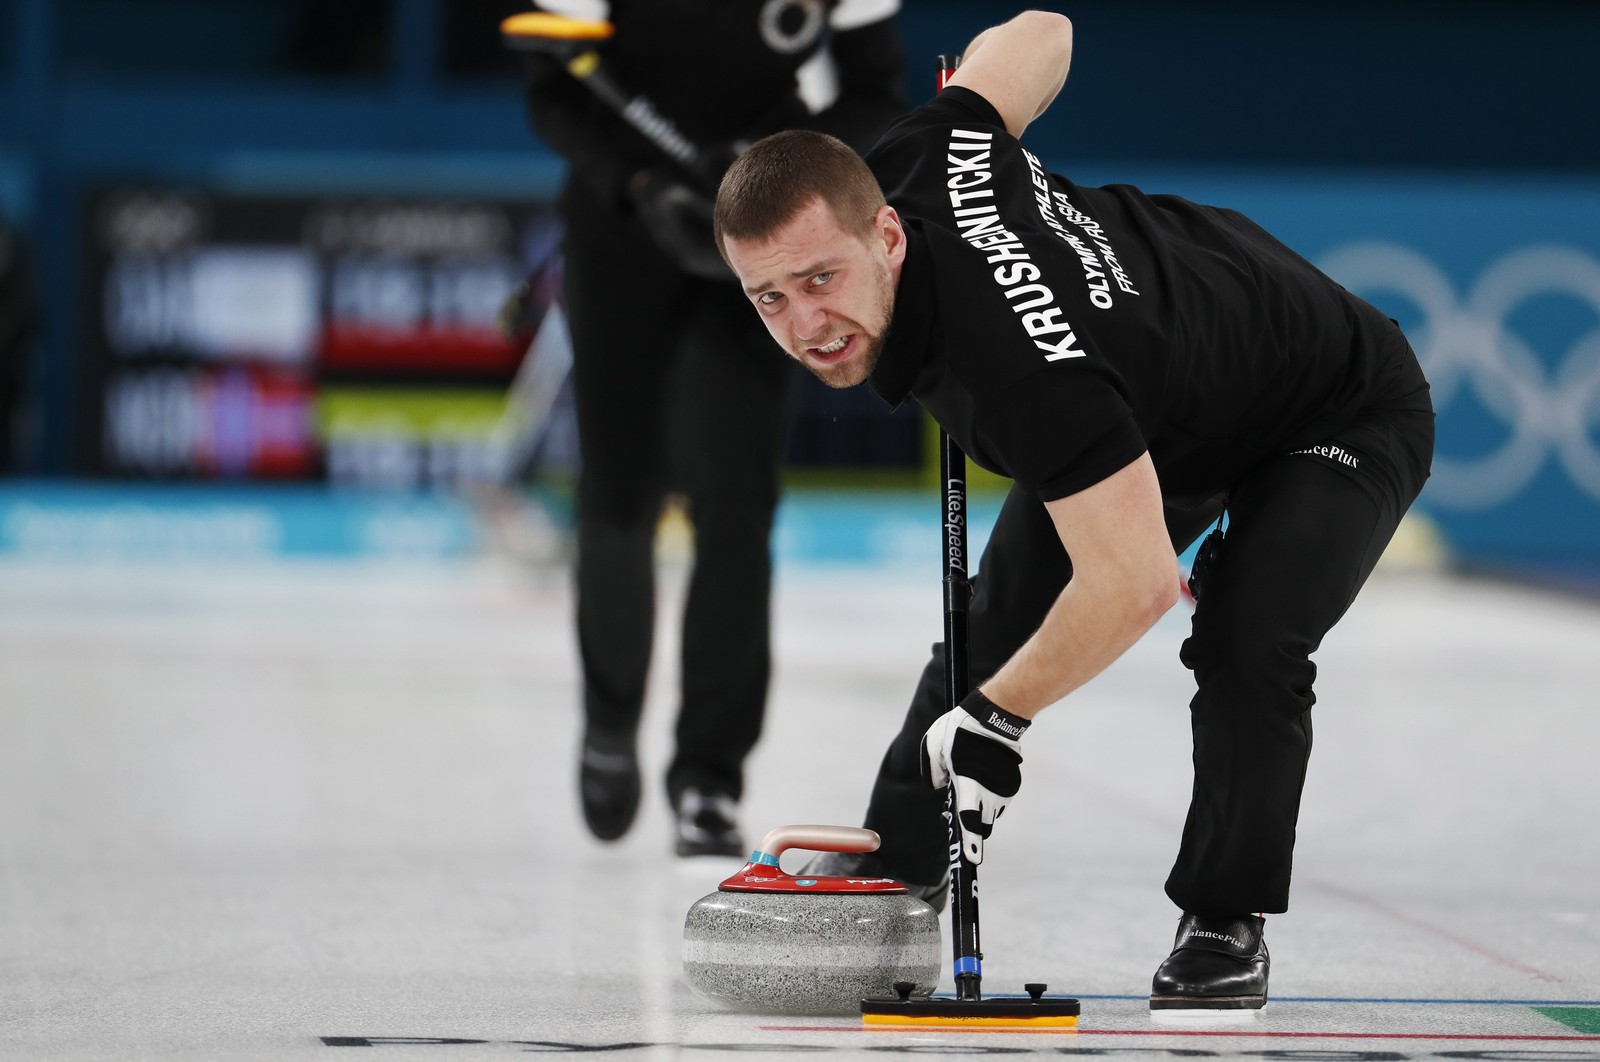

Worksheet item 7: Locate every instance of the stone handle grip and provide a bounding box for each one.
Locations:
[755,824,881,858]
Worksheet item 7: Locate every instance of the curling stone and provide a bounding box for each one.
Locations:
[682,824,942,1015]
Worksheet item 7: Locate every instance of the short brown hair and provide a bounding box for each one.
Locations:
[714,129,887,258]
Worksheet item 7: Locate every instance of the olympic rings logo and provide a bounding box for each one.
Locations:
[1318,242,1600,510]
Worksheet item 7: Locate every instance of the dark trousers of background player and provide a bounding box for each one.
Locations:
[560,179,797,809]
[860,337,1434,917]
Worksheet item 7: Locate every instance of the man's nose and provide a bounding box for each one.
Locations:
[793,299,828,342]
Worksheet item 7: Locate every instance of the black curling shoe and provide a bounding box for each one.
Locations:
[578,731,640,842]
[673,788,744,858]
[1149,913,1269,1011]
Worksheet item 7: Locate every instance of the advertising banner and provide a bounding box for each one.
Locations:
[83,188,569,490]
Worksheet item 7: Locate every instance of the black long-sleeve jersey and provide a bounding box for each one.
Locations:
[523,0,905,204]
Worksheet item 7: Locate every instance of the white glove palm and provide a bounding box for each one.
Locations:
[923,692,1029,865]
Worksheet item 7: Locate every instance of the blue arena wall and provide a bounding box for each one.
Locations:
[1,0,1597,585]
[6,167,1593,580]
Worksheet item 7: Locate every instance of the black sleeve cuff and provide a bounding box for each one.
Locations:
[960,688,1031,740]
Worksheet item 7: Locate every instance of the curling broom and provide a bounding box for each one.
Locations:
[859,53,1081,1033]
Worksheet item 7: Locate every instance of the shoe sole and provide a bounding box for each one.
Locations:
[1149,994,1267,1011]
[580,788,640,841]
[583,819,635,842]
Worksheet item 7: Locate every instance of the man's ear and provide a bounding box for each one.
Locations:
[877,205,906,268]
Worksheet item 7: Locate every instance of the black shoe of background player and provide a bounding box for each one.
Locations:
[1149,913,1269,1011]
[673,788,744,858]
[796,850,950,913]
[578,730,640,842]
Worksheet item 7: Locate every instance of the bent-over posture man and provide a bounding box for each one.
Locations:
[714,9,1432,1010]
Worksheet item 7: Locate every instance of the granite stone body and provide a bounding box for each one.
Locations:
[682,890,942,1015]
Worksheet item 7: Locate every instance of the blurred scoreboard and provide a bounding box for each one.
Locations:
[84,187,568,488]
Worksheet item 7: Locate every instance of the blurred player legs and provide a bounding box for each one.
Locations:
[562,179,794,851]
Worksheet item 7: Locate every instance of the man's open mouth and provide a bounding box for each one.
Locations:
[808,334,854,363]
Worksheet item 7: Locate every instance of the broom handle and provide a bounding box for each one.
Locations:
[934,52,983,1003]
[942,434,982,1002]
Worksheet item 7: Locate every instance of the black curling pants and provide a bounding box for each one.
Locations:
[863,376,1433,916]
[560,181,796,805]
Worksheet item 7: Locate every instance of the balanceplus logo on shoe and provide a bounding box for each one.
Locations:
[1188,928,1245,949]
